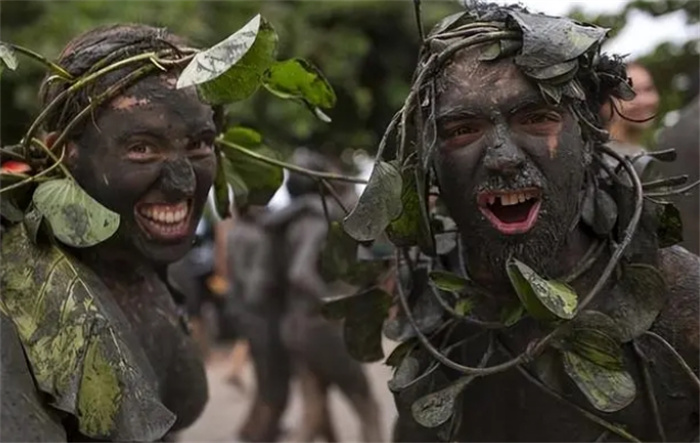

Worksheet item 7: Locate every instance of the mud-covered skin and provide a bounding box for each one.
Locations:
[434,47,589,291]
[86,254,209,433]
[66,74,216,264]
[393,245,700,442]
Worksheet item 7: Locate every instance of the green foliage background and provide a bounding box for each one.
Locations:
[1,0,697,164]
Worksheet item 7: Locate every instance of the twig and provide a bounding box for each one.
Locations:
[642,175,688,191]
[428,284,504,329]
[0,145,66,195]
[644,179,700,198]
[633,340,666,442]
[8,43,73,80]
[413,0,425,43]
[320,179,349,215]
[643,331,700,390]
[562,240,606,283]
[216,139,367,184]
[318,180,331,227]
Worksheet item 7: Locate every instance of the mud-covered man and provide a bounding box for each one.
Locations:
[382,3,699,441]
[1,25,217,441]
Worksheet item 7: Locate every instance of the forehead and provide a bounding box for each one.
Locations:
[437,44,537,114]
[101,74,215,133]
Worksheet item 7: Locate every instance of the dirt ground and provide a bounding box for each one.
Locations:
[177,340,399,442]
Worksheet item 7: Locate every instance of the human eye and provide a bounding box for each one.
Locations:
[439,120,484,149]
[516,109,563,135]
[126,141,158,162]
[187,132,215,158]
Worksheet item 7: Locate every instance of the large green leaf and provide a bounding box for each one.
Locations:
[506,258,578,320]
[320,287,392,362]
[566,311,625,371]
[411,375,475,428]
[562,351,636,413]
[428,270,469,294]
[176,14,278,105]
[263,58,336,112]
[343,161,402,242]
[386,161,432,249]
[218,129,284,207]
[32,178,120,248]
[0,224,174,440]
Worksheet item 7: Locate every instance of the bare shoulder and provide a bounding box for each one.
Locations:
[1,313,67,442]
[654,245,700,366]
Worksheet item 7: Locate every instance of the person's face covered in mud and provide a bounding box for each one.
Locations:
[49,73,216,263]
[432,45,587,275]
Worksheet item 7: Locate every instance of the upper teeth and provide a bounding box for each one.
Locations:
[139,201,188,224]
[488,191,538,206]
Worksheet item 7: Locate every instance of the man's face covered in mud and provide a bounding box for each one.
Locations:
[432,46,588,272]
[67,74,216,263]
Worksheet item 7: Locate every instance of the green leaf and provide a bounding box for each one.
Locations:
[0,42,18,73]
[218,131,284,207]
[343,161,402,242]
[500,302,525,327]
[386,161,432,251]
[385,338,418,368]
[0,224,175,440]
[176,14,278,105]
[478,42,501,61]
[455,298,474,316]
[1,197,24,223]
[506,258,578,320]
[581,182,618,236]
[605,263,667,342]
[263,58,336,110]
[657,203,683,248]
[562,351,636,413]
[320,287,393,362]
[567,311,625,371]
[32,179,120,248]
[411,375,474,428]
[428,270,469,294]
[388,355,421,392]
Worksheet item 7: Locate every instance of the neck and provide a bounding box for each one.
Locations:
[72,237,151,282]
[461,223,597,302]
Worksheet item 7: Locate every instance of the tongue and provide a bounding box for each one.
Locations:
[488,200,535,223]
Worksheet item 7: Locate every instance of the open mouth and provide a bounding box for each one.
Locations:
[477,188,542,235]
[134,200,193,241]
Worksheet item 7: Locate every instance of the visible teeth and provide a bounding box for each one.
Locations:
[517,193,525,203]
[139,201,189,225]
[488,195,496,205]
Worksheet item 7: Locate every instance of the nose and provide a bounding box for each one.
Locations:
[159,158,196,200]
[482,133,525,176]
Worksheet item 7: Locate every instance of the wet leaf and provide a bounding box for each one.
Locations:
[508,11,608,69]
[604,263,666,342]
[212,150,231,217]
[532,349,566,392]
[455,298,474,316]
[414,163,436,256]
[411,375,474,428]
[523,59,578,81]
[321,287,393,362]
[562,351,636,413]
[385,338,418,368]
[478,42,501,61]
[33,179,120,248]
[388,355,421,392]
[499,39,522,58]
[657,203,683,248]
[538,83,562,104]
[263,58,336,111]
[428,270,468,294]
[647,149,676,163]
[23,205,47,245]
[0,224,175,440]
[506,258,578,320]
[320,222,389,287]
[562,78,586,100]
[387,162,424,248]
[1,197,24,223]
[343,161,402,242]
[0,42,18,73]
[218,131,283,207]
[613,80,636,101]
[177,14,278,104]
[567,311,625,371]
[500,302,525,327]
[581,182,618,236]
[428,11,468,37]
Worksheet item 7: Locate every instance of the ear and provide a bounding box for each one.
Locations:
[44,132,79,167]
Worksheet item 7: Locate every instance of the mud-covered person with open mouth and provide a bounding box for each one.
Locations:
[385,2,700,441]
[1,24,217,442]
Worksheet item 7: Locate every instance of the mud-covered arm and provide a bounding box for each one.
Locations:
[1,313,67,442]
[287,214,330,303]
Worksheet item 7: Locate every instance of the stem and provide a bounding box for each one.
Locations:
[413,0,425,43]
[70,52,158,92]
[0,145,66,195]
[216,139,367,184]
[642,174,688,191]
[320,179,349,215]
[318,180,331,226]
[30,138,69,177]
[644,179,700,197]
[428,284,504,329]
[9,43,73,79]
[643,331,700,390]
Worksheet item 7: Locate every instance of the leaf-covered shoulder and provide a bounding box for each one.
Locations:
[652,245,700,362]
[0,224,175,441]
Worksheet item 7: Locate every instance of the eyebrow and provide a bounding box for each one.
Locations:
[436,91,549,124]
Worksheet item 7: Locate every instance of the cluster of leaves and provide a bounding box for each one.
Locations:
[0,13,338,249]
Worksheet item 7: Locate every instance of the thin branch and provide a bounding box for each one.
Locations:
[413,0,425,43]
[642,175,688,191]
[320,179,349,215]
[216,139,367,184]
[644,179,700,198]
[0,145,66,195]
[9,43,73,80]
[428,284,504,329]
[643,331,700,390]
[318,180,331,227]
[633,340,666,442]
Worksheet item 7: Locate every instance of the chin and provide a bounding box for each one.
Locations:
[131,199,198,264]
